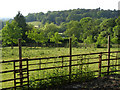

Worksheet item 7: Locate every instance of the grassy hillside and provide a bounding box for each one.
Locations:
[27,21,42,27]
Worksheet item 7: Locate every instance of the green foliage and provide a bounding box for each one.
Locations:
[115,16,120,25]
[2,12,33,47]
[14,11,27,28]
[50,32,63,44]
[84,35,94,44]
[113,26,120,37]
[96,31,107,47]
[14,11,28,41]
[26,26,47,44]
[24,9,119,46]
[71,68,95,82]
[55,17,63,25]
[80,17,92,24]
[111,37,118,44]
[100,18,116,32]
[25,8,118,24]
[2,9,120,47]
[79,17,98,41]
[43,23,60,38]
[2,21,22,47]
[64,20,82,39]
[71,34,78,46]
[29,69,69,89]
[29,67,95,89]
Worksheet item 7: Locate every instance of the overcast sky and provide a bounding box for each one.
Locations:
[0,0,120,18]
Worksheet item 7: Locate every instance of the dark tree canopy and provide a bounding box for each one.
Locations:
[14,11,28,42]
[14,11,27,28]
[25,8,118,25]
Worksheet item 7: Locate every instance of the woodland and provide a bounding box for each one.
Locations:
[1,8,120,47]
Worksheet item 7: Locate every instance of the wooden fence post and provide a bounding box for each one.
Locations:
[26,58,29,89]
[13,61,16,90]
[62,57,63,67]
[18,38,23,86]
[99,53,102,77]
[39,59,41,69]
[107,35,110,75]
[69,38,72,82]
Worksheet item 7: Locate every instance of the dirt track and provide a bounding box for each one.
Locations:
[62,74,120,89]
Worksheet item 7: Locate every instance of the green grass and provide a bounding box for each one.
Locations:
[1,47,120,89]
[2,46,119,60]
[27,21,42,27]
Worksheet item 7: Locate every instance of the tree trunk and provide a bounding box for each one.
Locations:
[11,44,13,49]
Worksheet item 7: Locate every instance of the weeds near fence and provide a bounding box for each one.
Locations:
[29,66,95,89]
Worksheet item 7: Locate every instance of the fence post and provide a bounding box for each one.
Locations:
[62,57,63,67]
[26,58,29,89]
[107,35,110,75]
[69,38,72,82]
[39,59,41,69]
[99,53,102,77]
[13,61,16,90]
[18,38,23,86]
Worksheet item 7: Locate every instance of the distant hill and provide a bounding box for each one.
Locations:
[0,17,11,21]
[25,8,118,25]
[0,18,11,29]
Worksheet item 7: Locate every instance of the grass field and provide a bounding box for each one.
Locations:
[27,21,42,27]
[1,46,120,89]
[2,46,119,60]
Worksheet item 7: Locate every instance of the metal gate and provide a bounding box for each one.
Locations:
[13,59,29,89]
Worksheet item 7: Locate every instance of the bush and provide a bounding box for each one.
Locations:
[95,43,101,48]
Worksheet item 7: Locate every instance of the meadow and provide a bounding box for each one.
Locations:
[27,21,41,27]
[2,46,119,60]
[1,46,120,89]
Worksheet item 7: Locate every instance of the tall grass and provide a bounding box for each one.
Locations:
[28,64,95,89]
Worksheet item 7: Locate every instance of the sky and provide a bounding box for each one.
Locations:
[0,0,120,18]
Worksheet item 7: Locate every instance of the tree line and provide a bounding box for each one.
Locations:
[26,8,118,25]
[1,9,120,48]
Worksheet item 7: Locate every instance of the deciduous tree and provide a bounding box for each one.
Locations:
[2,21,22,48]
